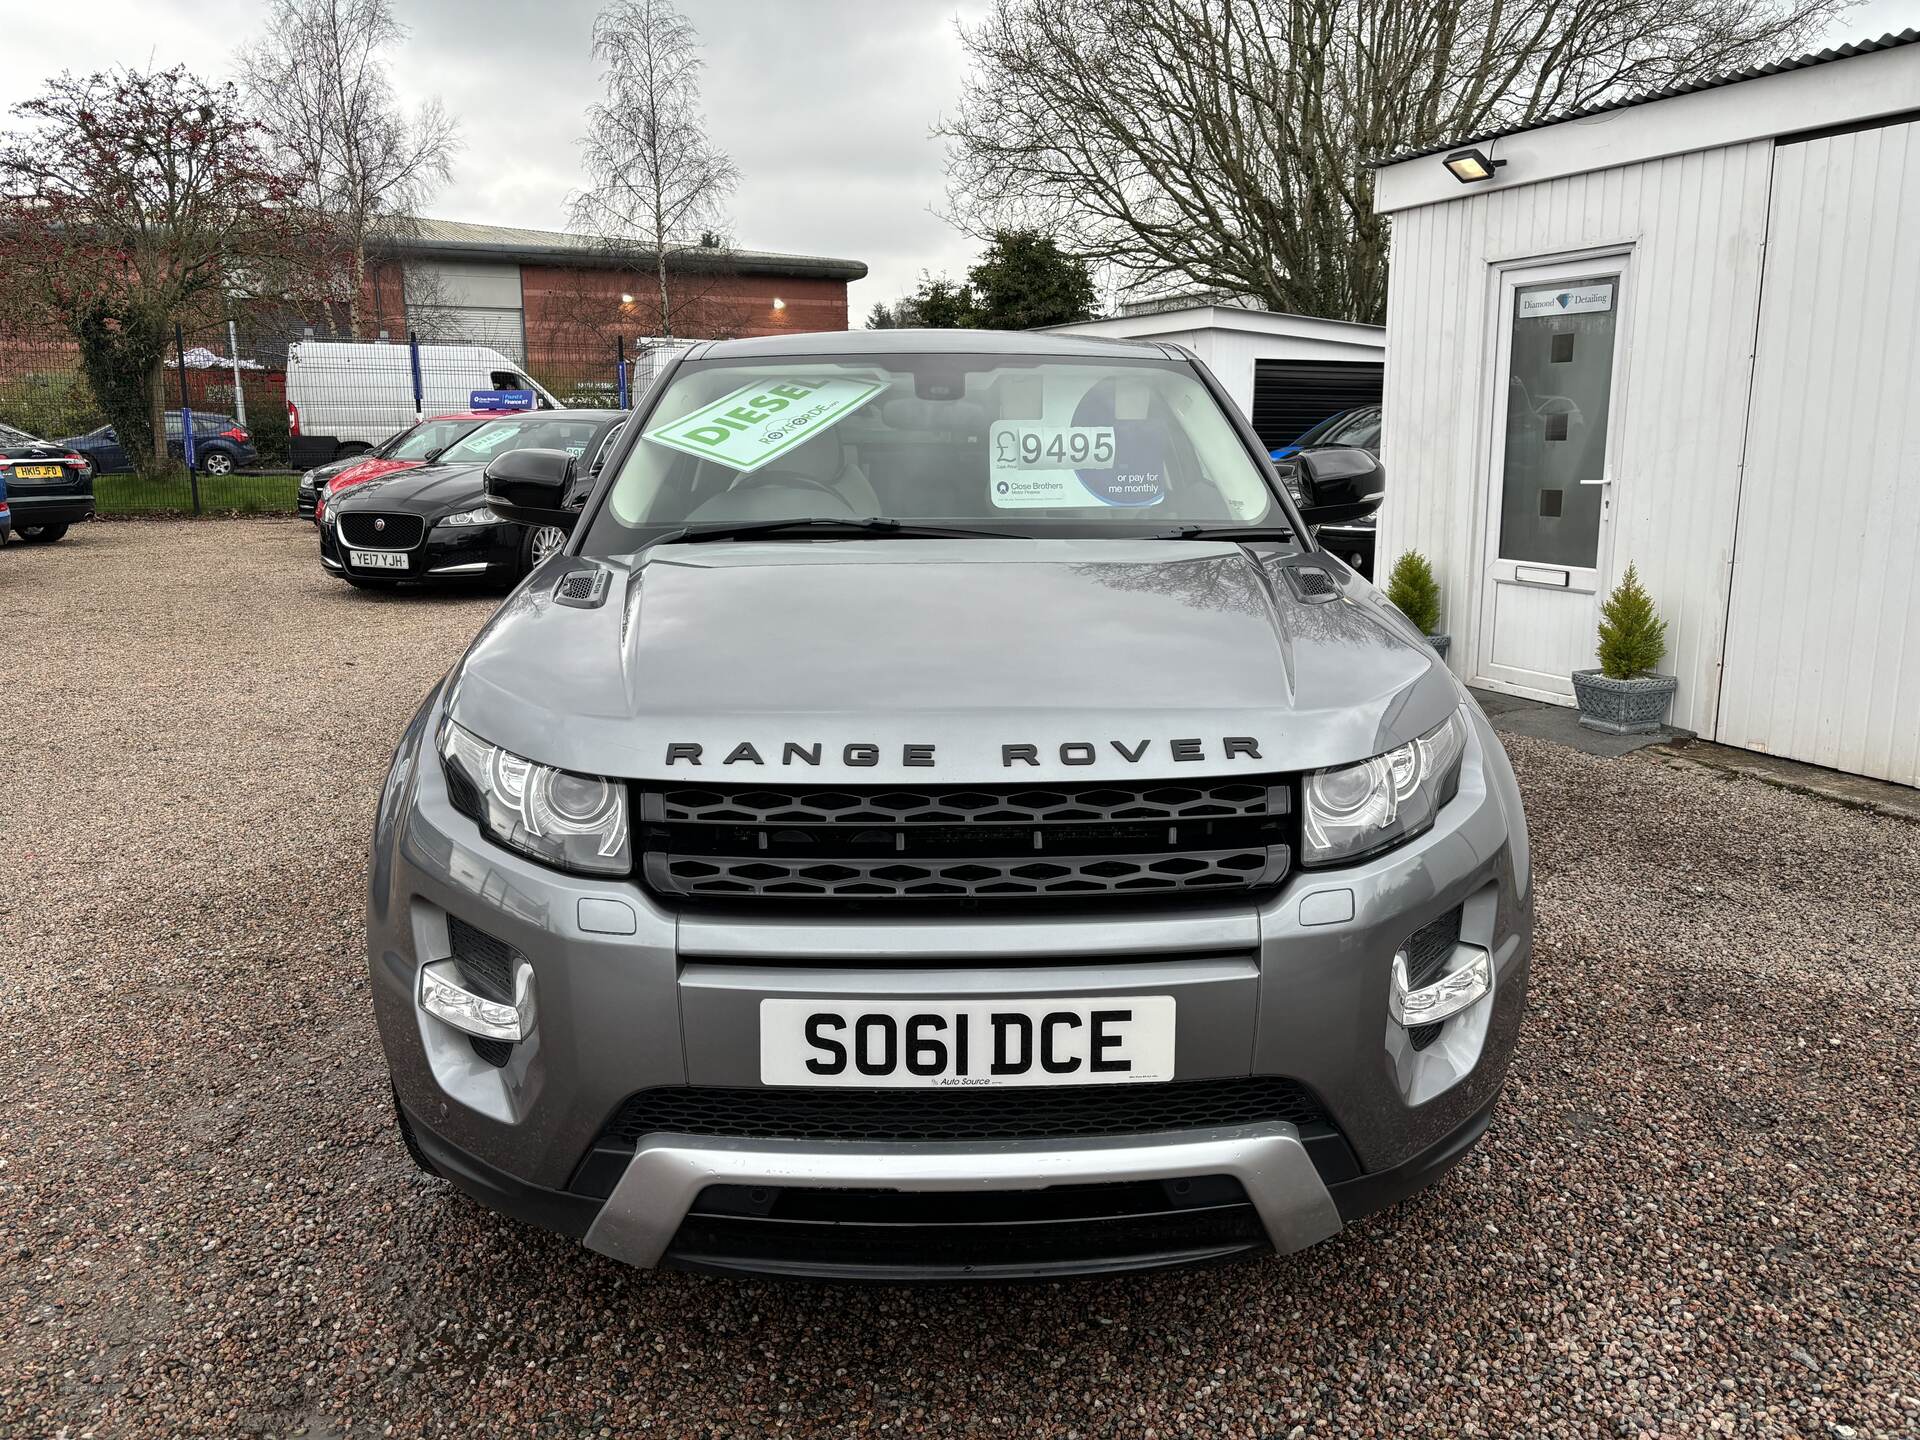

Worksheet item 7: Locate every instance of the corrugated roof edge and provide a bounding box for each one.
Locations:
[372,217,868,281]
[1373,27,1920,167]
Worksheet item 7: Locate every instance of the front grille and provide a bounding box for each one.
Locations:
[668,1176,1269,1278]
[338,512,424,548]
[570,1077,1359,1202]
[639,781,1292,904]
[595,1075,1327,1146]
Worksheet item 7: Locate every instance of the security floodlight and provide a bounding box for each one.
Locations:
[1444,147,1506,183]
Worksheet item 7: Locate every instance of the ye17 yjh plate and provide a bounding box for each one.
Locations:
[349,549,408,570]
[759,996,1175,1088]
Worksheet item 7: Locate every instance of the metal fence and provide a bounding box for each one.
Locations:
[0,317,683,515]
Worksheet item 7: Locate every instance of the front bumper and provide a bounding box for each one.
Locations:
[369,695,1532,1279]
[321,516,520,580]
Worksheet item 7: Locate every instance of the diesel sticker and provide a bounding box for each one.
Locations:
[644,376,887,473]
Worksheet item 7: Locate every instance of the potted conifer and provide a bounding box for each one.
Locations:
[1572,563,1677,733]
[1385,551,1449,659]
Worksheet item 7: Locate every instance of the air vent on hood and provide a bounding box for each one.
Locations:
[1282,565,1340,603]
[553,567,612,609]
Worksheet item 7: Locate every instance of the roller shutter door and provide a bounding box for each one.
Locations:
[1251,360,1384,450]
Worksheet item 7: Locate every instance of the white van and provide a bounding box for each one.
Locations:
[285,341,561,468]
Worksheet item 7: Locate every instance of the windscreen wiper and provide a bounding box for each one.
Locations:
[1162,524,1297,542]
[643,517,1028,547]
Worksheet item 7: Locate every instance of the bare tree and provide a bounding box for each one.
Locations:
[0,67,337,476]
[941,0,1850,323]
[240,0,460,331]
[572,0,739,339]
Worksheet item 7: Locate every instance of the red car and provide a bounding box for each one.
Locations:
[305,413,492,522]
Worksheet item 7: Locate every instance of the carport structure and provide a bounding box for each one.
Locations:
[1373,29,1920,786]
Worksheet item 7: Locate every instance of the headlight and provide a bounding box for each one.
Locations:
[438,718,630,875]
[1301,711,1466,866]
[437,505,502,528]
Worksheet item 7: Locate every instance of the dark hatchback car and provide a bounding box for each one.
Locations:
[0,423,95,543]
[321,411,626,589]
[63,412,258,476]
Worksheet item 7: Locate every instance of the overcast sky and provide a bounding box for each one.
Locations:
[4,0,1917,320]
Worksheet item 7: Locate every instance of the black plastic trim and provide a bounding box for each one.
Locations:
[396,1101,601,1241]
[1327,1083,1505,1225]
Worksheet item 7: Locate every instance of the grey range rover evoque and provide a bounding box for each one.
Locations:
[368,328,1532,1280]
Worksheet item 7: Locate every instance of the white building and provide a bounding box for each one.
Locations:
[1373,29,1920,786]
[1047,305,1386,448]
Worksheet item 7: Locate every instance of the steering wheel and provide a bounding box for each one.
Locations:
[729,467,847,500]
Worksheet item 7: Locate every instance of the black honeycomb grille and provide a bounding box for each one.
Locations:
[1402,907,1462,1052]
[594,1076,1327,1146]
[447,916,518,1069]
[338,512,424,549]
[639,781,1292,904]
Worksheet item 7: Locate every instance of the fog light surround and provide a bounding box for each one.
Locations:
[1389,945,1491,1028]
[419,957,537,1042]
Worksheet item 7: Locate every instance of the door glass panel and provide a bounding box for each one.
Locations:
[1498,275,1616,566]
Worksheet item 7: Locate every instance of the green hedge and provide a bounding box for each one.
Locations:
[94,471,299,516]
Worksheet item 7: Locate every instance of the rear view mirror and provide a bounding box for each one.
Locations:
[1289,447,1385,529]
[485,448,579,526]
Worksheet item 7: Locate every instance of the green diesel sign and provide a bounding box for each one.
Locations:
[643,376,888,473]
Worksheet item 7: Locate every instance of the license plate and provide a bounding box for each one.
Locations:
[759,996,1175,1088]
[349,549,408,570]
[14,464,62,479]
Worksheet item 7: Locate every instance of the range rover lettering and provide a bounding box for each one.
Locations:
[367,330,1532,1280]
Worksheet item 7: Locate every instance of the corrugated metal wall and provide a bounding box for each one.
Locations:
[1714,120,1920,786]
[1378,143,1775,735]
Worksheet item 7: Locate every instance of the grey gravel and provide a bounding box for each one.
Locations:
[3,518,1918,1439]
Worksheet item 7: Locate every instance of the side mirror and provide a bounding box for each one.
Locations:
[485,447,579,526]
[1289,447,1385,528]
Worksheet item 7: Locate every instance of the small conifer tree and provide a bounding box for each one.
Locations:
[1384,551,1443,635]
[1596,563,1668,679]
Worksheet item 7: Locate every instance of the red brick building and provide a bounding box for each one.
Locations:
[364,218,865,387]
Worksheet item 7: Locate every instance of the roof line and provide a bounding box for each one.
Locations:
[1373,28,1920,168]
[370,217,869,282]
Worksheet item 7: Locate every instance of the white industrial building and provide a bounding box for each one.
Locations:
[1048,305,1386,451]
[1374,30,1920,786]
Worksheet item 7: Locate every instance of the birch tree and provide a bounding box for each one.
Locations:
[240,0,460,331]
[572,0,739,339]
[941,0,1849,323]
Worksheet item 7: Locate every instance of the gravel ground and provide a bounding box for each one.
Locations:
[3,519,1917,1440]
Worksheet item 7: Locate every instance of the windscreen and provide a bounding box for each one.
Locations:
[582,354,1279,552]
[387,419,482,460]
[438,417,610,466]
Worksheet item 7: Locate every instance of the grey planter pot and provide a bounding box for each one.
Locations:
[1425,633,1451,660]
[1572,669,1678,734]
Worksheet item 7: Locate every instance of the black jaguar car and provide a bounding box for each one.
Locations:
[0,423,95,543]
[320,410,626,589]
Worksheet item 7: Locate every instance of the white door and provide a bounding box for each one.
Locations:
[1474,258,1629,699]
[1714,120,1920,786]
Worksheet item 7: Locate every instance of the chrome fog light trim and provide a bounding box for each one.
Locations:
[418,958,537,1042]
[1389,945,1492,1028]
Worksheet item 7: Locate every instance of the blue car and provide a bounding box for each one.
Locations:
[62,411,259,476]
[0,467,9,541]
[1269,403,1382,461]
